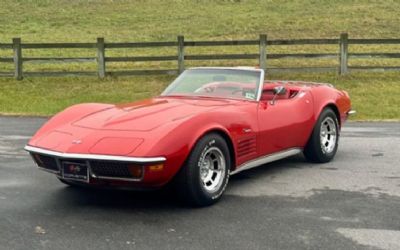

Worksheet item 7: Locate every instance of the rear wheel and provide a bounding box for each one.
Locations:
[304,108,339,163]
[175,133,231,206]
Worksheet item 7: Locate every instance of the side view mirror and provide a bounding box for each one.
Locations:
[270,86,287,105]
[273,86,287,96]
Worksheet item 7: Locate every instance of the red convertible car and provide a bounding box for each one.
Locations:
[25,67,353,206]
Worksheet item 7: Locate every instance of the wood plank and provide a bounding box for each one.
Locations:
[0,58,14,63]
[267,53,337,59]
[177,35,185,73]
[23,57,96,63]
[23,71,97,77]
[268,39,339,45]
[106,42,177,48]
[184,40,259,46]
[185,54,259,60]
[0,72,13,77]
[349,39,400,44]
[108,69,178,76]
[22,43,96,49]
[348,66,400,72]
[267,67,337,73]
[339,33,349,75]
[106,56,177,62]
[0,44,13,49]
[97,38,106,78]
[259,34,267,70]
[348,53,400,58]
[13,38,23,80]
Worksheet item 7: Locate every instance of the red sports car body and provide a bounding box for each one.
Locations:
[25,67,353,205]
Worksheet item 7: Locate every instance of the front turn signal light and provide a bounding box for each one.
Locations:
[148,164,164,172]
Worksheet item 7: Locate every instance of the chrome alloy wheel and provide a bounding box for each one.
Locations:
[199,147,226,192]
[320,117,337,154]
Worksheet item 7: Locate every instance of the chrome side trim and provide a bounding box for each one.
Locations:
[24,145,166,163]
[230,148,302,175]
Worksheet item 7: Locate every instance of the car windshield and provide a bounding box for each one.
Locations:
[161,68,262,101]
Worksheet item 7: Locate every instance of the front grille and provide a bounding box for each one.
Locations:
[31,153,59,172]
[90,160,136,178]
[30,151,143,181]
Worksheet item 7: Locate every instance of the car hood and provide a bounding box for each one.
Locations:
[72,97,229,132]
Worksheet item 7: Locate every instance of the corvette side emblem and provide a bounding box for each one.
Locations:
[72,139,82,144]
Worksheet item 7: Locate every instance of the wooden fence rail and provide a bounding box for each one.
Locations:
[1,33,400,80]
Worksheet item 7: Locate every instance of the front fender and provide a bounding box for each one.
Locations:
[143,111,244,184]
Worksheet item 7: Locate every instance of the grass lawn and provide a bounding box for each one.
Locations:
[1,72,399,120]
[0,0,399,119]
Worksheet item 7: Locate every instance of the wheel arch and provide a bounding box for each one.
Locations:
[192,127,236,172]
[322,103,341,128]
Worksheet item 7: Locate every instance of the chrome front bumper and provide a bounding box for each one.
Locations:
[24,145,166,183]
[24,145,166,163]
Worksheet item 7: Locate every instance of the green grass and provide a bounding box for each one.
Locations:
[2,0,399,41]
[1,72,399,120]
[0,0,400,119]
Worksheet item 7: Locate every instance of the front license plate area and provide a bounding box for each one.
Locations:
[62,161,89,182]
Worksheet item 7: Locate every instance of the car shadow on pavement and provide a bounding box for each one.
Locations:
[52,185,181,210]
[47,153,309,210]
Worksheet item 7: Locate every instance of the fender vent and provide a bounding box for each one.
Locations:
[237,137,256,158]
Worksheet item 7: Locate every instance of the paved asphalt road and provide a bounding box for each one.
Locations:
[0,117,399,250]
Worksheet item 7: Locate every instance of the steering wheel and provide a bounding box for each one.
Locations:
[194,82,245,96]
[194,85,215,93]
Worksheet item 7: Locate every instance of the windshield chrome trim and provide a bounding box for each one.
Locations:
[256,69,265,101]
[159,94,259,103]
[189,66,262,72]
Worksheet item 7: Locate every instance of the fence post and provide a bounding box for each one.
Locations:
[339,33,348,75]
[97,37,106,78]
[13,38,23,80]
[177,35,185,73]
[259,34,267,71]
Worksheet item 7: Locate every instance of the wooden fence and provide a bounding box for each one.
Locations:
[1,33,400,80]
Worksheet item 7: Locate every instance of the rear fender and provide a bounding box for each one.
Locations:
[312,88,351,128]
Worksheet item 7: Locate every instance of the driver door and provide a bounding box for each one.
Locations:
[257,88,314,156]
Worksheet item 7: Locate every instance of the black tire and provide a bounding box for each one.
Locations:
[304,108,339,163]
[175,133,231,206]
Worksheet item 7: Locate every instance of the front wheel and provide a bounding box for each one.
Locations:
[304,108,339,163]
[175,133,231,206]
